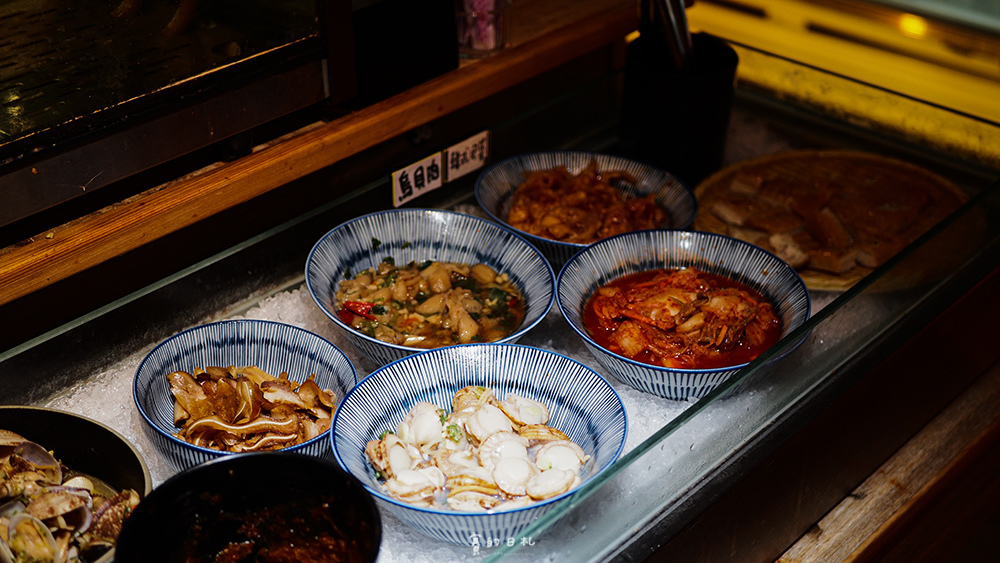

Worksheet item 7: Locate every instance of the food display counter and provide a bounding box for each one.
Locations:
[1,0,999,561]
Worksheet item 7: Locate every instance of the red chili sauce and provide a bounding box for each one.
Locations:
[583,267,782,369]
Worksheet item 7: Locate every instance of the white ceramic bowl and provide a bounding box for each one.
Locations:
[133,319,357,472]
[475,151,697,270]
[332,343,628,545]
[557,229,811,399]
[305,208,554,368]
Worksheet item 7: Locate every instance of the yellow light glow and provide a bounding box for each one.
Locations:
[899,14,927,38]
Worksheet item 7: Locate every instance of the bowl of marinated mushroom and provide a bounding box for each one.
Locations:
[557,229,811,400]
[133,319,357,472]
[305,208,555,368]
[331,343,628,545]
[475,151,698,271]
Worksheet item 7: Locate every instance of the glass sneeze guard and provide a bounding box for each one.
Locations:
[484,174,999,562]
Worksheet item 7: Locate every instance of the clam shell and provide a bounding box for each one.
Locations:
[493,457,539,497]
[517,424,570,443]
[477,431,529,475]
[498,393,549,426]
[3,512,59,563]
[526,468,578,500]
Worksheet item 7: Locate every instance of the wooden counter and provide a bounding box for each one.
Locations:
[781,356,1000,562]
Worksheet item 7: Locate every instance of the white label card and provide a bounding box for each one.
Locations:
[392,152,444,207]
[444,130,490,182]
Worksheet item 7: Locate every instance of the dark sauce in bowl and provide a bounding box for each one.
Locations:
[183,493,365,562]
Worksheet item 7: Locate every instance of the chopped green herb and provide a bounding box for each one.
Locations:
[371,237,382,250]
[377,273,397,288]
[486,288,511,317]
[452,273,478,290]
[446,424,463,442]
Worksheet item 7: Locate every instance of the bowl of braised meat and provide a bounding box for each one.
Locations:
[332,343,627,545]
[133,319,357,472]
[0,406,151,563]
[305,208,554,368]
[115,452,381,563]
[557,229,811,399]
[475,151,697,270]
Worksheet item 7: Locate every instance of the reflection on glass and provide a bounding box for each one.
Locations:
[869,0,1000,31]
[0,0,320,147]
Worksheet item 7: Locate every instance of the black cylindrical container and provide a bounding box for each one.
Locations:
[620,32,739,187]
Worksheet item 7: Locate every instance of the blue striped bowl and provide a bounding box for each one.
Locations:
[332,343,627,545]
[474,151,697,271]
[133,320,357,472]
[305,208,555,368]
[557,230,811,400]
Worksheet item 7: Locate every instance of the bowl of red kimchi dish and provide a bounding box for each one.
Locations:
[475,151,697,271]
[556,229,810,400]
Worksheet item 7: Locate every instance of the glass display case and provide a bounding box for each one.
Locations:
[0,0,998,561]
[0,0,356,232]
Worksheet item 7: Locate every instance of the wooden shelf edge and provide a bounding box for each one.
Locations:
[0,2,635,307]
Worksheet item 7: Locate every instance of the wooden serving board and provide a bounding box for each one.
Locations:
[693,150,968,292]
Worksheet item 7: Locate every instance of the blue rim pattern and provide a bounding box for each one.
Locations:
[133,319,357,472]
[474,151,698,270]
[305,208,555,367]
[332,343,627,545]
[557,229,811,399]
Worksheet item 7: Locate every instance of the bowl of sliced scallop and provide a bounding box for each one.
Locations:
[305,208,555,368]
[133,319,357,472]
[0,406,151,563]
[475,151,697,271]
[331,343,628,545]
[557,229,811,400]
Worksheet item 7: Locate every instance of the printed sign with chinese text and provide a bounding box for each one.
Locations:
[444,130,489,182]
[392,152,444,207]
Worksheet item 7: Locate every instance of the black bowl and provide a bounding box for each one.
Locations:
[115,452,382,563]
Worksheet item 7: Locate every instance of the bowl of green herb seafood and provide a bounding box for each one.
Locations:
[306,209,555,367]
